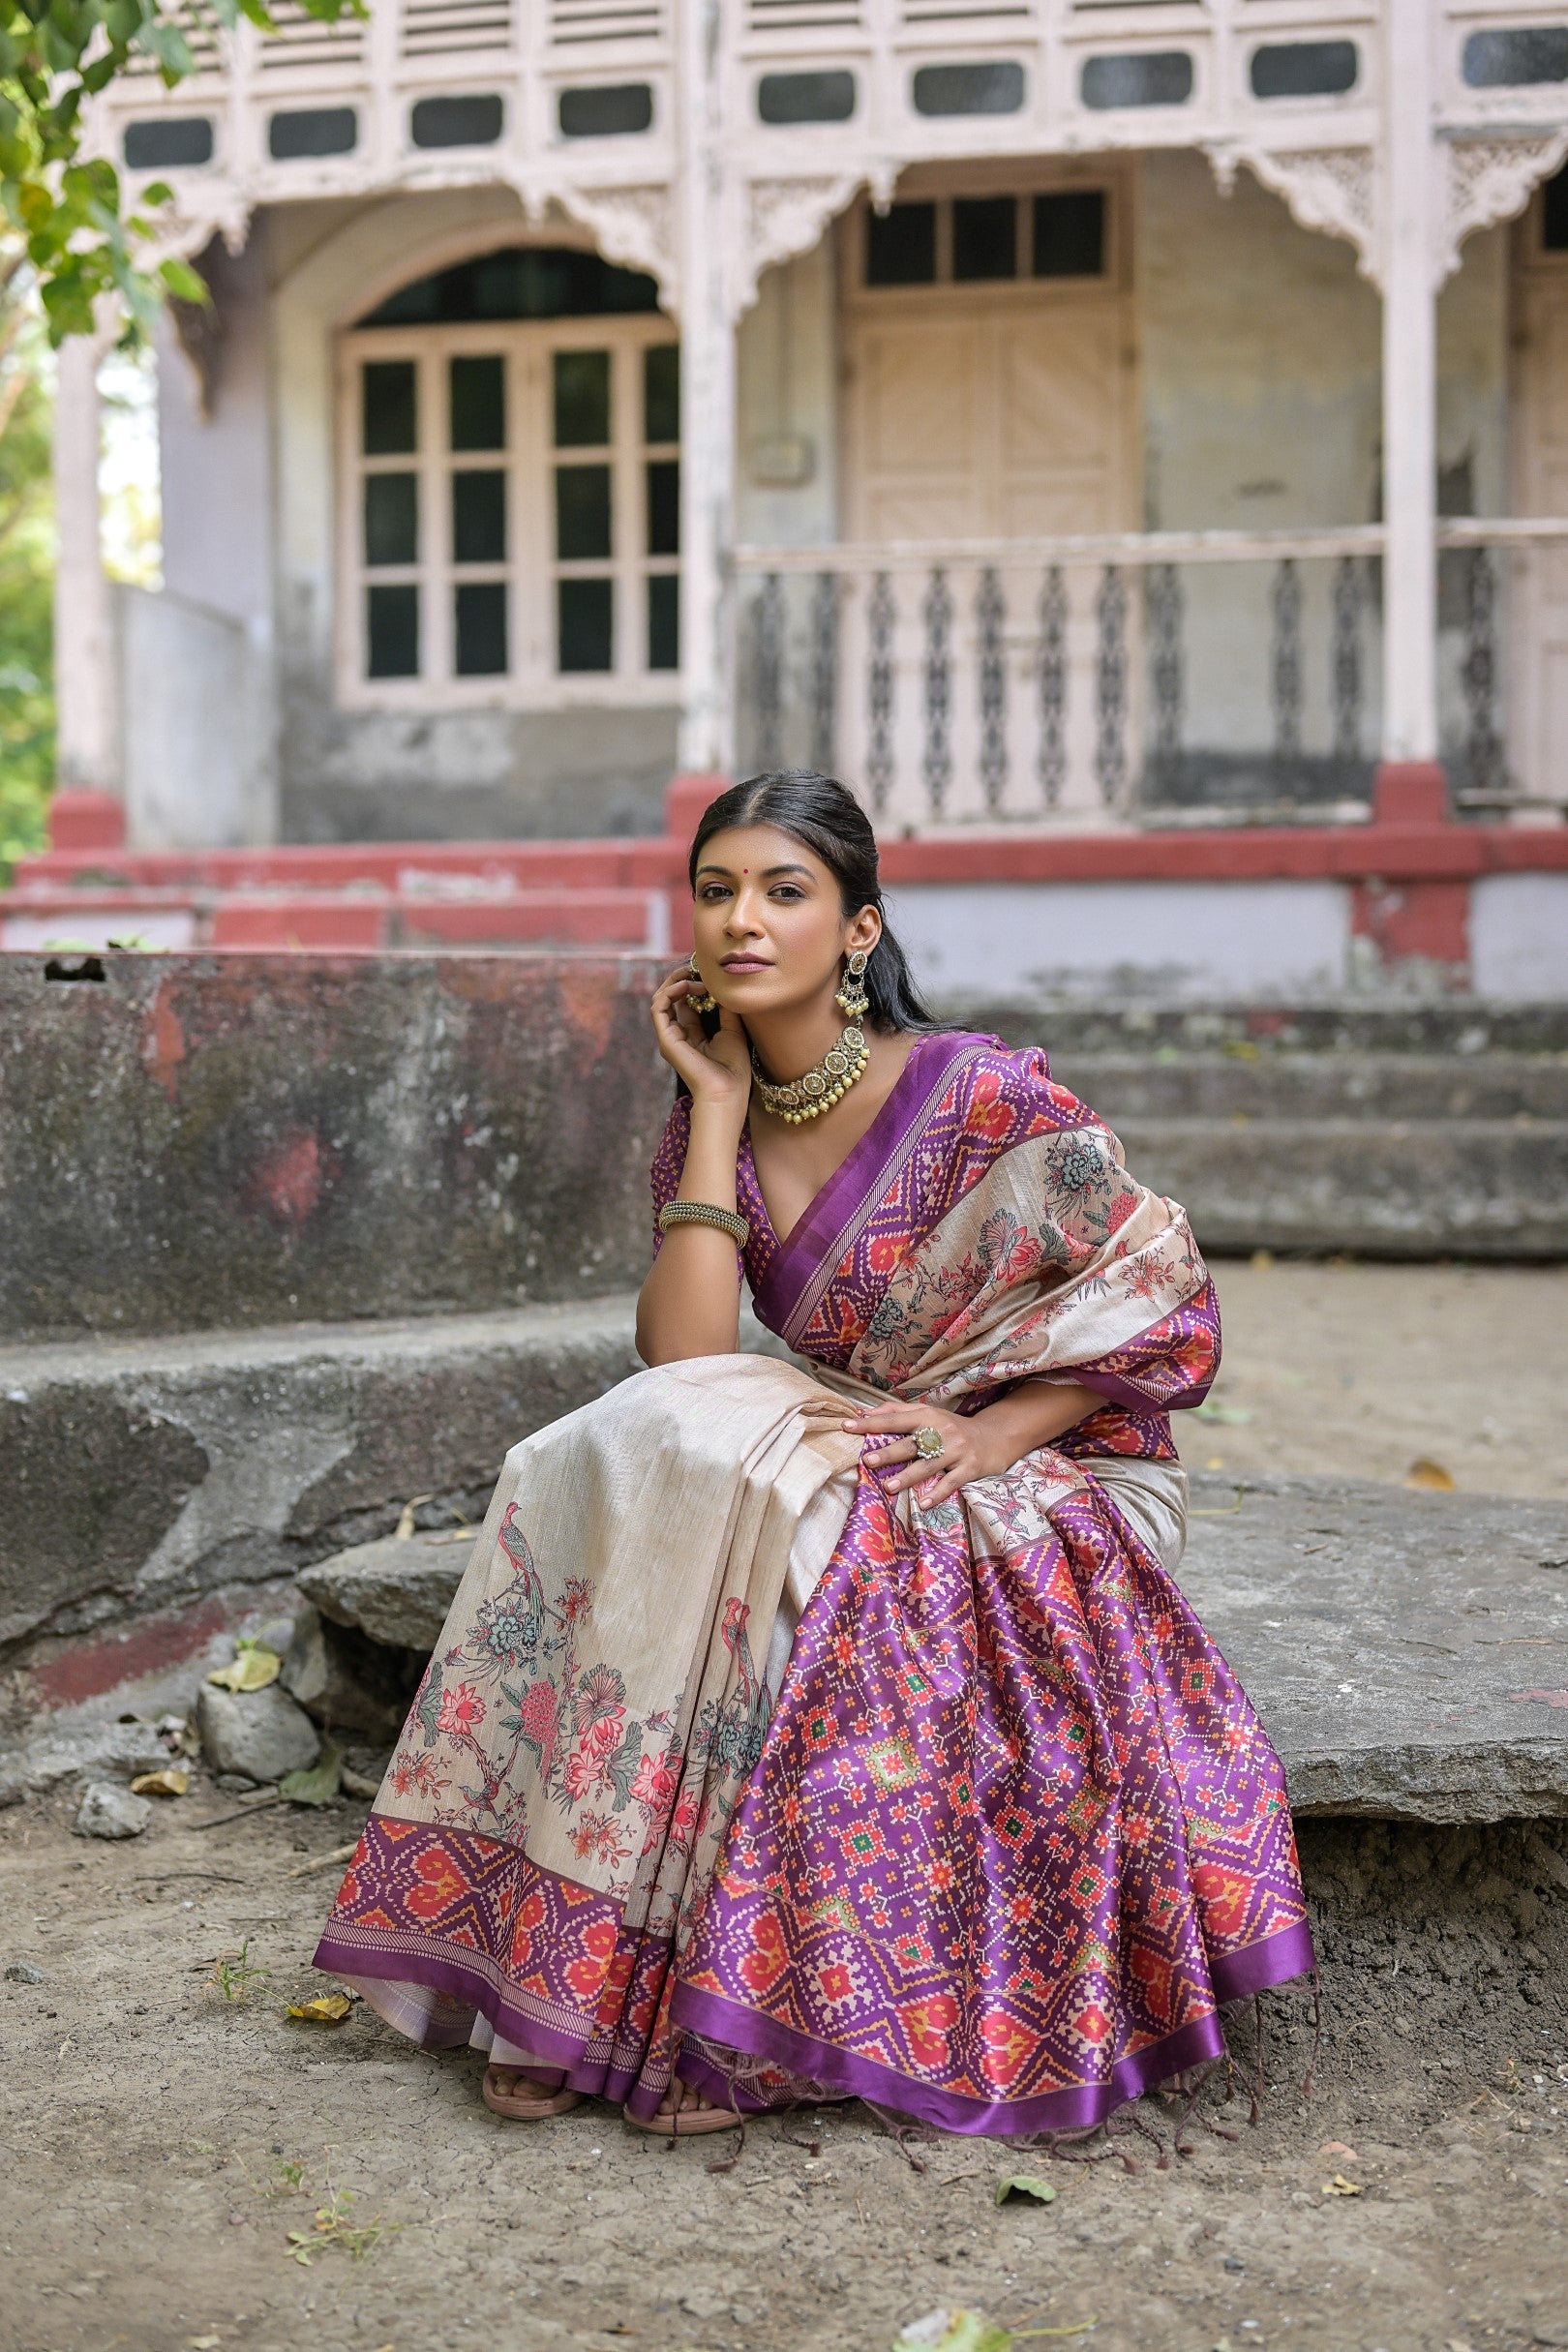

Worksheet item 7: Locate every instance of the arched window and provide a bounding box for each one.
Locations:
[340,245,679,703]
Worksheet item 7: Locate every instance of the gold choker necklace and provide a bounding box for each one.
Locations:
[751,1022,869,1125]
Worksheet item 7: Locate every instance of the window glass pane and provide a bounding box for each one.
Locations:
[558,578,613,672]
[452,469,506,563]
[866,202,936,286]
[1080,51,1193,109]
[125,117,213,169]
[952,196,1017,282]
[554,349,611,446]
[648,573,678,672]
[1463,28,1568,88]
[450,354,505,451]
[556,464,613,560]
[644,344,679,443]
[1249,40,1357,100]
[558,83,652,138]
[455,582,508,675]
[1034,191,1106,279]
[270,106,356,159]
[364,473,418,566]
[363,361,416,456]
[359,246,659,327]
[367,584,418,678]
[646,460,679,557]
[410,94,503,148]
[912,61,1024,116]
[757,71,855,125]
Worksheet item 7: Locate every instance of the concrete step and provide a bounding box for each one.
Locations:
[1056,1051,1568,1123]
[0,1297,643,1708]
[1114,1117,1568,1256]
[291,1464,1568,1826]
[0,885,666,953]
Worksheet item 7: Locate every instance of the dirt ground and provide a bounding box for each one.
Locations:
[5,1261,1568,2352]
[1176,1262,1568,1503]
[3,1790,1567,2352]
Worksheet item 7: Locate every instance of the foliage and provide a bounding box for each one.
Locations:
[0,0,360,347]
[0,233,51,875]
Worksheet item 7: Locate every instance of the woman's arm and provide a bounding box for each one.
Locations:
[635,967,754,1367]
[841,1376,1101,1510]
[635,1097,748,1364]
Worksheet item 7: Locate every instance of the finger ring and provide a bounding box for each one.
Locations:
[913,1427,945,1462]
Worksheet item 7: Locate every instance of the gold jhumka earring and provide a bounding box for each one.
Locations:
[834,948,872,1019]
[687,958,719,1013]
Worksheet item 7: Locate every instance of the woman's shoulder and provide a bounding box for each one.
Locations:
[929,1031,1099,1138]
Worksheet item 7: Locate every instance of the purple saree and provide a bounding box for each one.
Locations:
[317,1032,1314,2133]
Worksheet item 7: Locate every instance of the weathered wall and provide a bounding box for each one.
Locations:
[0,952,671,1340]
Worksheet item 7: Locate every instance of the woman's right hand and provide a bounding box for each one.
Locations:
[649,967,752,1120]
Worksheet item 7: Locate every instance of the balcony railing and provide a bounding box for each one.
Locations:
[732,523,1568,828]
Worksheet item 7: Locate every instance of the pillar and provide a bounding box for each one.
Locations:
[1377,0,1447,822]
[675,0,737,780]
[51,327,124,847]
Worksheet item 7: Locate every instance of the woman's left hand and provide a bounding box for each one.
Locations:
[841,1400,1008,1510]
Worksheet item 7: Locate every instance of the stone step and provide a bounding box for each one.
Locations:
[1055,1051,1568,1123]
[0,1297,643,1692]
[1112,1117,1568,1257]
[293,1467,1568,1827]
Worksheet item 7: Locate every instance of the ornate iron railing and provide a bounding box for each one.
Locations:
[733,522,1568,827]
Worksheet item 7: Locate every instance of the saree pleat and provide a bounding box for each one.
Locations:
[317,1034,1314,2131]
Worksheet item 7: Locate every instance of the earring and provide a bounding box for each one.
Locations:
[835,948,871,1019]
[687,957,719,1014]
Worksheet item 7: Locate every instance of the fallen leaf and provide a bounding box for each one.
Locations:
[1205,1456,1225,1471]
[286,1993,352,2026]
[393,1493,435,1540]
[995,2173,1057,2208]
[1321,2173,1363,2196]
[131,1768,191,1798]
[1404,1458,1456,1492]
[1191,1402,1252,1426]
[207,1643,282,1694]
[279,1742,343,1807]
[893,2312,1012,2352]
[1249,1249,1275,1269]
[1317,2140,1360,2159]
[187,2337,222,2349]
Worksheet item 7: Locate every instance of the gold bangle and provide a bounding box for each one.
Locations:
[658,1200,750,1249]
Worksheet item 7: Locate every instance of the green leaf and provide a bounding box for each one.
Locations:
[133,15,194,78]
[893,2313,1014,2352]
[280,1742,344,1807]
[995,2173,1057,2209]
[158,254,207,302]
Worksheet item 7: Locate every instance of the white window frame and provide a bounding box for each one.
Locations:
[336,311,679,711]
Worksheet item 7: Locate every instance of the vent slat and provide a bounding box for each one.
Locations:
[401,0,515,57]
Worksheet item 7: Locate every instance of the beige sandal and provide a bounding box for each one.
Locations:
[481,2064,583,2121]
[626,2084,743,2138]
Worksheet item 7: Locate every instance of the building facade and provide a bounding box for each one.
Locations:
[50,1,1568,849]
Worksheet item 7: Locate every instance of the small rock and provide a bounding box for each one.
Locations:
[4,1961,45,1984]
[298,1531,467,1651]
[1222,2256,1245,2273]
[73,1781,153,1840]
[256,1614,298,1657]
[196,1684,320,1784]
[214,1773,259,1794]
[1533,2326,1568,2349]
[280,1606,410,1742]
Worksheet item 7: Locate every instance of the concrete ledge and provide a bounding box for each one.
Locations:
[1179,1471,1568,1823]
[297,1465,1568,1826]
[0,1297,642,1688]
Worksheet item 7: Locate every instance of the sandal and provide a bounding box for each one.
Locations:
[482,2064,584,2121]
[626,2084,743,2138]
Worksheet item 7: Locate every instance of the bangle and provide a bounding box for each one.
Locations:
[658,1199,749,1249]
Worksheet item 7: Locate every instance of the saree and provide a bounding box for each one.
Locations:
[316,1030,1314,2134]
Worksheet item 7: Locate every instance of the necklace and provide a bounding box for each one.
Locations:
[750,1021,870,1125]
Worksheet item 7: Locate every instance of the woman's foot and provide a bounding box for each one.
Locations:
[628,2077,739,2137]
[481,2064,583,2121]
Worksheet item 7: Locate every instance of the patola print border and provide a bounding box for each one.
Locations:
[317,1819,1315,2136]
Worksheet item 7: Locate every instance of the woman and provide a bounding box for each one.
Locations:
[316,770,1314,2138]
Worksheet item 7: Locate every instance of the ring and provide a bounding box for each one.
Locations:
[913,1427,945,1462]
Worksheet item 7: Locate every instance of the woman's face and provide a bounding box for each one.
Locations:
[690,824,880,1020]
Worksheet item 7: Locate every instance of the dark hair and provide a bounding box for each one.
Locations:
[688,770,943,1034]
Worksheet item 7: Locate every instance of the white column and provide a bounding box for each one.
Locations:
[1380,0,1439,769]
[52,328,120,795]
[675,0,737,776]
